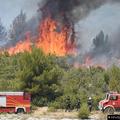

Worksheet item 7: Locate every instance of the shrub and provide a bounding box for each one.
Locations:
[32,97,48,107]
[49,101,61,109]
[49,96,66,109]
[93,95,103,110]
[48,107,57,112]
[78,103,90,119]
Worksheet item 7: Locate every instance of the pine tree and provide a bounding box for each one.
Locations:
[92,30,110,56]
[0,18,7,41]
[9,10,26,42]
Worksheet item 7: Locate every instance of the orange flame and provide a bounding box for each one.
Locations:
[7,17,76,56]
[36,17,76,56]
[8,33,31,55]
[84,56,92,67]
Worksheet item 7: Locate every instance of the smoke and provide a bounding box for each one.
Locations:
[36,0,109,57]
[38,0,108,24]
[70,1,120,67]
[110,27,120,58]
[2,0,120,67]
[21,0,120,67]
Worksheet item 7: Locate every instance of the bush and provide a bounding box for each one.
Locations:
[32,97,48,107]
[49,96,66,109]
[78,103,90,119]
[48,107,57,112]
[93,95,103,110]
[30,104,37,111]
[49,101,61,109]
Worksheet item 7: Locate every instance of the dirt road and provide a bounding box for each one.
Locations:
[0,107,108,120]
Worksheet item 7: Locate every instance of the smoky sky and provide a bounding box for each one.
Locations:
[0,0,120,28]
[0,0,41,28]
[1,0,120,65]
[76,2,120,52]
[0,0,114,28]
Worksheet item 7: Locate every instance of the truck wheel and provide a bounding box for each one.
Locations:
[17,108,25,114]
[104,107,114,114]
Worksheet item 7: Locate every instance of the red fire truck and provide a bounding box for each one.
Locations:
[0,92,31,113]
[99,92,120,114]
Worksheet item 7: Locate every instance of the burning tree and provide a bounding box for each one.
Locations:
[7,0,77,56]
[6,0,109,58]
[36,17,76,56]
[36,0,77,56]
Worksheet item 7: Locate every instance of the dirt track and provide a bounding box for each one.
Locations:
[0,107,108,120]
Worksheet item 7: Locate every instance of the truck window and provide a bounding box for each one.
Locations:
[110,95,118,100]
[23,92,30,100]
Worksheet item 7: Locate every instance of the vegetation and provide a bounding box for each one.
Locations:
[78,103,90,119]
[0,48,119,110]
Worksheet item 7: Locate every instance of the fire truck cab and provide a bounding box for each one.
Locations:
[99,92,120,114]
[0,92,31,113]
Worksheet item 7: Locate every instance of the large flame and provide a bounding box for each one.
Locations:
[36,17,76,56]
[7,17,76,56]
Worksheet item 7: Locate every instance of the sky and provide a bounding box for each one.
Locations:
[0,0,40,28]
[76,2,120,52]
[0,0,120,49]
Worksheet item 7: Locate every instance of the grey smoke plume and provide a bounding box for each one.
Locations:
[38,0,120,23]
[110,27,120,58]
[37,0,110,54]
[39,0,107,24]
[3,0,120,67]
[23,0,120,67]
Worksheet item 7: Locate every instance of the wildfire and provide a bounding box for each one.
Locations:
[84,56,93,67]
[84,56,107,69]
[36,17,76,56]
[8,33,31,55]
[7,17,76,56]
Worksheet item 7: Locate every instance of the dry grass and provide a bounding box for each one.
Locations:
[0,107,111,120]
[33,107,78,119]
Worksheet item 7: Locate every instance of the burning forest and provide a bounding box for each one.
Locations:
[1,1,120,118]
[6,0,77,56]
[0,0,120,68]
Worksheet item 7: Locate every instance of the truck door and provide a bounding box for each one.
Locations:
[0,96,6,107]
[109,95,118,109]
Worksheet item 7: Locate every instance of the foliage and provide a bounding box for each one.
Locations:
[57,67,106,109]
[48,106,57,112]
[78,103,90,119]
[0,48,120,109]
[17,48,64,105]
[49,101,61,109]
[0,53,20,91]
[107,65,120,92]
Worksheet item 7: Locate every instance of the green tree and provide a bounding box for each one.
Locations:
[0,52,20,91]
[17,48,64,106]
[108,65,120,92]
